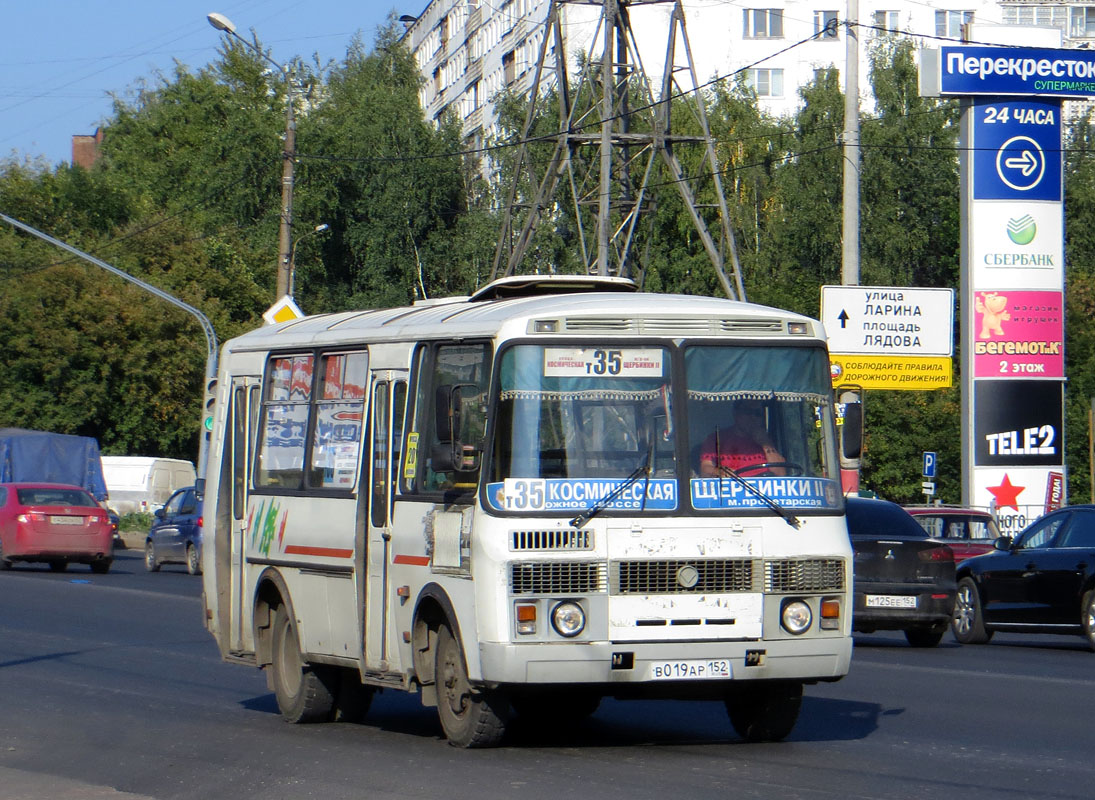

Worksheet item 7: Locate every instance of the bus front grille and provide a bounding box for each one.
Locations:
[764,558,845,593]
[510,561,607,595]
[510,529,592,551]
[611,559,759,594]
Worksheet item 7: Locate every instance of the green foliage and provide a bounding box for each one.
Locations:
[1,26,1091,504]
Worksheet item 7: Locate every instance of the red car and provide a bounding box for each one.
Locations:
[0,483,114,573]
[902,505,1001,561]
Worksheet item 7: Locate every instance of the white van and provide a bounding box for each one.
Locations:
[101,456,196,515]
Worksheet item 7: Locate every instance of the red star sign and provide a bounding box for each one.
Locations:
[987,474,1026,511]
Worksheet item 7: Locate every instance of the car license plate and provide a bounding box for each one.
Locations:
[49,515,83,525]
[866,594,917,609]
[649,659,732,680]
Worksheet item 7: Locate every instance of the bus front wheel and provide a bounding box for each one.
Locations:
[435,623,507,747]
[725,681,803,742]
[270,604,336,723]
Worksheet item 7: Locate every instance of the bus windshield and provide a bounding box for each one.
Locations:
[486,343,842,516]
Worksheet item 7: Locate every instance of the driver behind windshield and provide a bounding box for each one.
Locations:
[698,399,786,477]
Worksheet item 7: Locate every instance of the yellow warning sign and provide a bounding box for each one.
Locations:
[830,355,953,391]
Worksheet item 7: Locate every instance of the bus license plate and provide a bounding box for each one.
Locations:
[649,659,731,680]
[866,595,916,608]
[50,516,82,525]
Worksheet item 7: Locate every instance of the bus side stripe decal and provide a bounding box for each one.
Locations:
[393,554,431,566]
[283,545,354,559]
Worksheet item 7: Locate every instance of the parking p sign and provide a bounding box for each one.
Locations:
[923,451,937,478]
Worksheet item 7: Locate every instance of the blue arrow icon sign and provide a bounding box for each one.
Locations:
[996,136,1045,191]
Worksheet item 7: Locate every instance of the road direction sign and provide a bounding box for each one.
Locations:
[922,481,936,495]
[821,286,955,356]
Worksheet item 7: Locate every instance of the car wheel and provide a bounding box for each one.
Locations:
[725,681,803,742]
[48,560,68,572]
[186,544,201,576]
[144,541,160,572]
[905,623,946,648]
[1082,590,1095,652]
[0,538,11,570]
[89,558,111,574]
[270,604,336,723]
[952,577,993,644]
[435,623,508,747]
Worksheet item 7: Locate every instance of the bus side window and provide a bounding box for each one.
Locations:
[255,354,313,490]
[403,342,490,496]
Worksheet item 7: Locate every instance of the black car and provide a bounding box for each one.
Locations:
[952,505,1095,649]
[145,486,203,575]
[846,497,957,647]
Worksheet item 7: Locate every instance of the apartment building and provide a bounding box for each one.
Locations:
[401,0,1095,142]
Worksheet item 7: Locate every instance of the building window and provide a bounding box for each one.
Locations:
[743,9,783,39]
[814,10,838,38]
[1072,7,1095,37]
[503,49,516,85]
[872,10,899,35]
[746,68,784,97]
[935,10,974,39]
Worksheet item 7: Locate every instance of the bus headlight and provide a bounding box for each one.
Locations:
[551,601,586,637]
[781,600,812,635]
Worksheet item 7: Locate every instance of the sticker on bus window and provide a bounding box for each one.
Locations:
[486,478,677,512]
[543,348,664,378]
[404,432,419,480]
[690,477,842,510]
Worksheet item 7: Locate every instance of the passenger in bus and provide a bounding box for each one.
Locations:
[699,399,786,477]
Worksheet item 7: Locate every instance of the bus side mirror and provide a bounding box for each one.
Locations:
[432,384,480,473]
[837,387,863,468]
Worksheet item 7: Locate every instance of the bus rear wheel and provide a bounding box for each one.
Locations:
[725,681,803,742]
[435,623,507,747]
[270,604,336,723]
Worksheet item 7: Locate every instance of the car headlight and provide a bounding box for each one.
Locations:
[781,600,812,635]
[551,601,586,637]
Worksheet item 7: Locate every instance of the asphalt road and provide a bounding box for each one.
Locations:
[1,549,1093,800]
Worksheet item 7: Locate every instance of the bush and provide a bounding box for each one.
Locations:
[119,512,154,532]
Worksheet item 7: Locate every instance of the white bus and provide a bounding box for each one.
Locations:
[201,275,855,747]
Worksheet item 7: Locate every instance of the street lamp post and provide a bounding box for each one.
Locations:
[207,12,296,300]
[289,223,330,297]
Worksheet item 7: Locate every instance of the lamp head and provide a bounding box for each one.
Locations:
[207,13,236,34]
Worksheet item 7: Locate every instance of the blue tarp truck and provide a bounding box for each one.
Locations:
[0,428,108,501]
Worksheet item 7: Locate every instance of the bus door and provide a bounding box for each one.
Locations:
[229,377,261,652]
[364,371,408,670]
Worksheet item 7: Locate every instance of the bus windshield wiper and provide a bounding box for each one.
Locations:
[717,467,800,529]
[570,448,652,529]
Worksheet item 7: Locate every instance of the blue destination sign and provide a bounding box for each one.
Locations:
[690,477,842,510]
[487,478,678,512]
[936,46,1095,97]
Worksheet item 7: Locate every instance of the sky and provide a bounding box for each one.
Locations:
[1,1,421,167]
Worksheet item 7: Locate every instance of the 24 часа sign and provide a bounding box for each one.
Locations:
[974,380,1063,467]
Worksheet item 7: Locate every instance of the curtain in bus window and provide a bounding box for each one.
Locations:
[309,351,367,490]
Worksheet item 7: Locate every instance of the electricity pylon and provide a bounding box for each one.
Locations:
[490,0,746,300]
